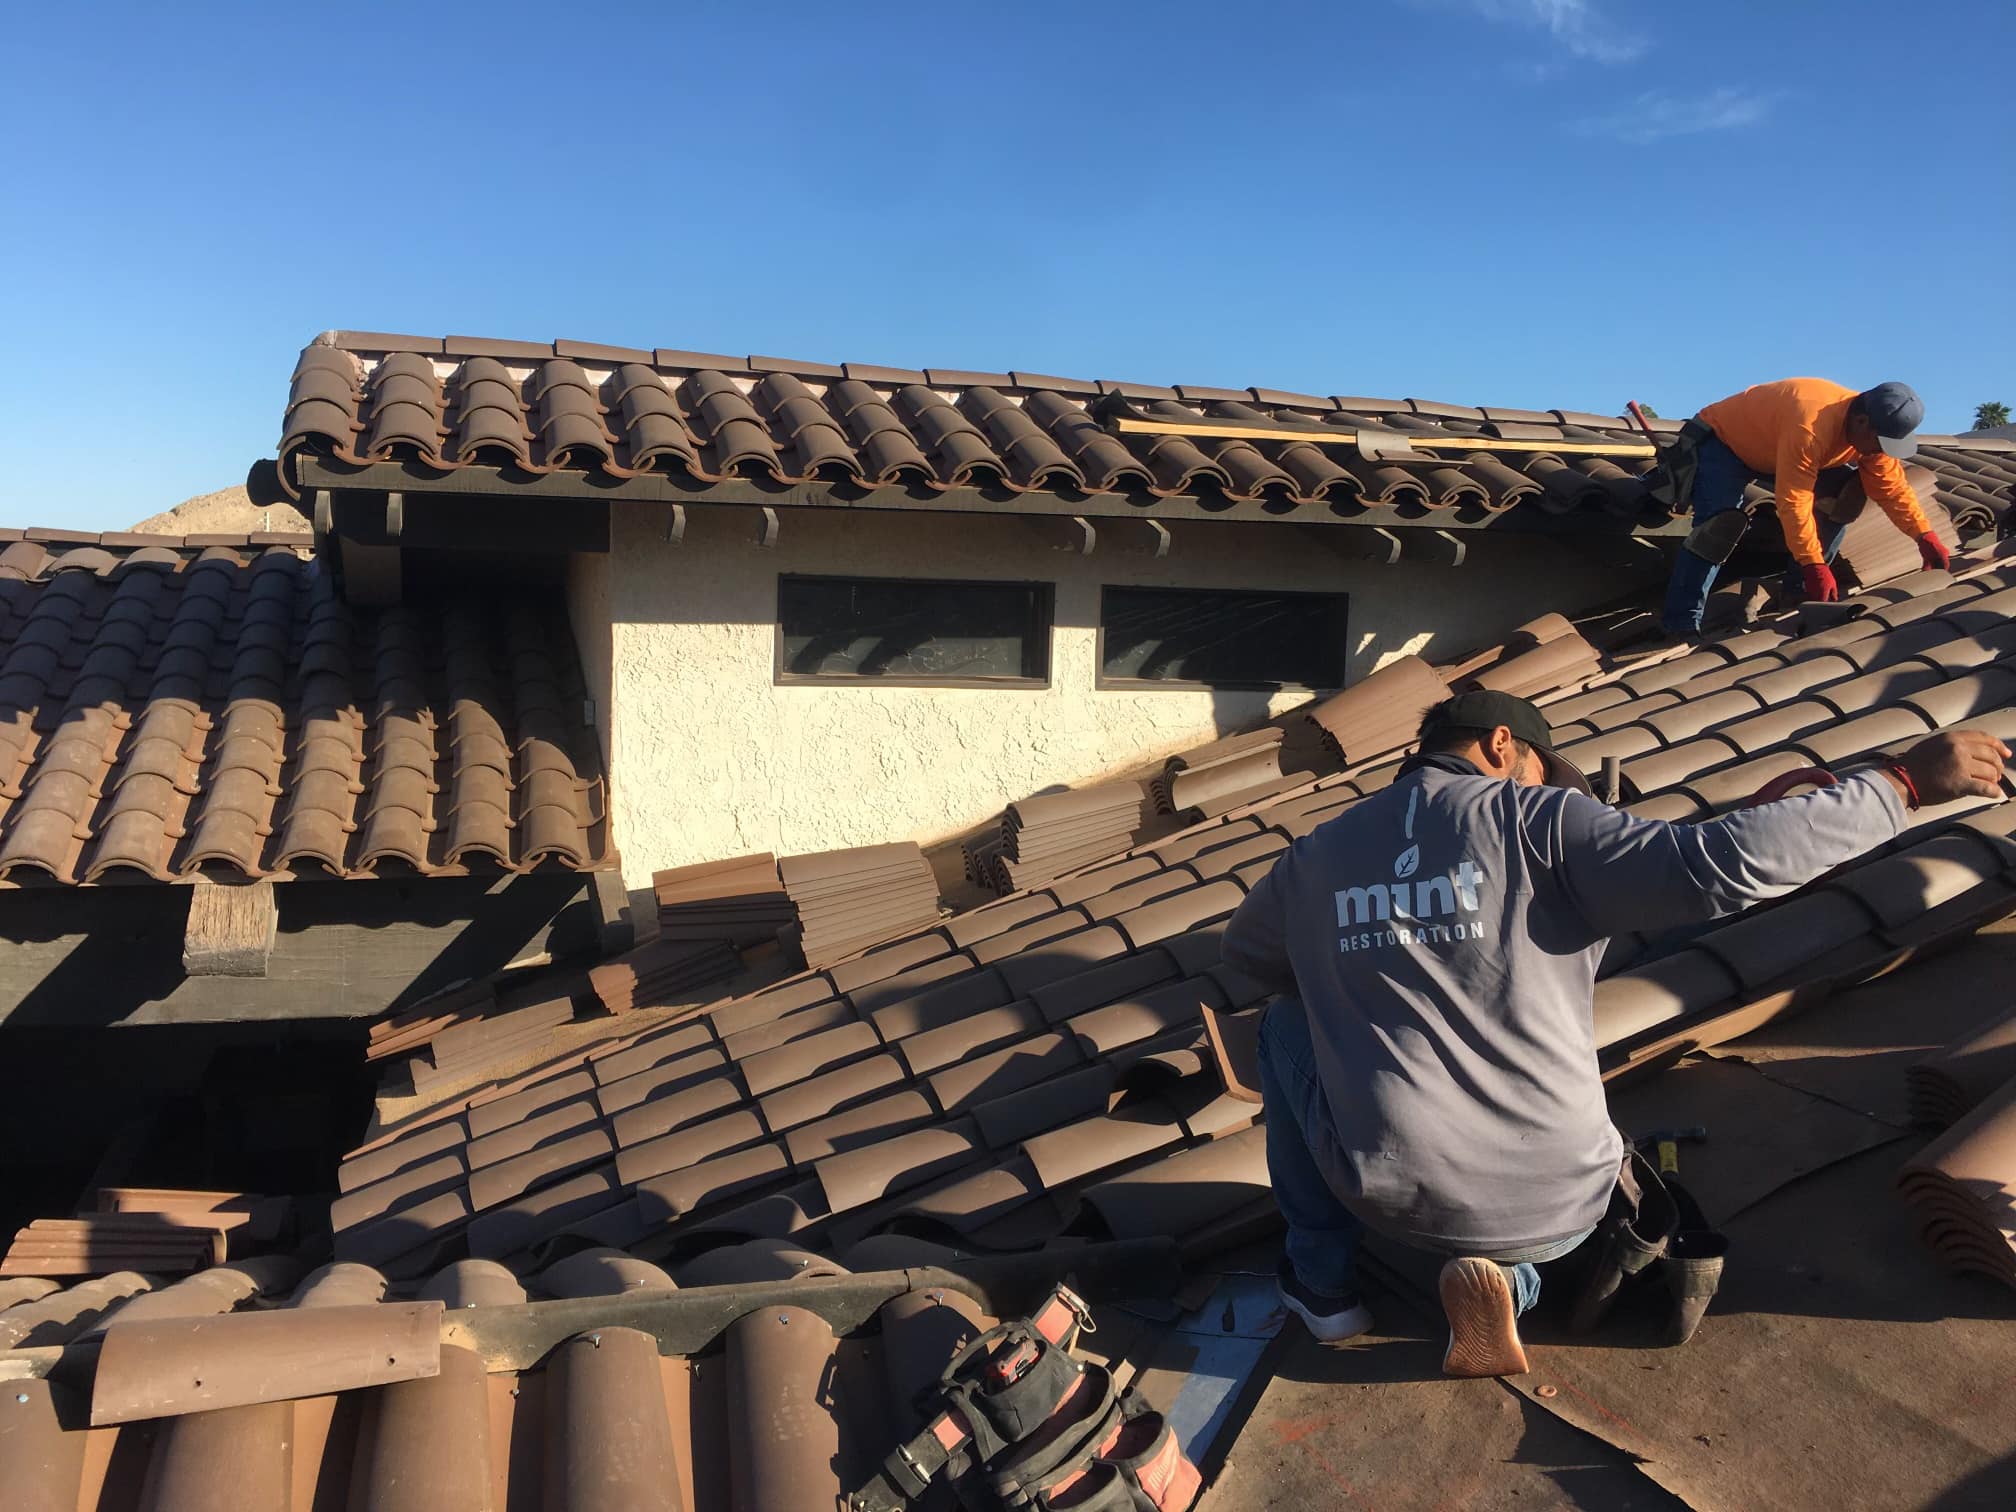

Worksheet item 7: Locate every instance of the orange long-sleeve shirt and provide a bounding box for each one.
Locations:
[1697,377,1930,565]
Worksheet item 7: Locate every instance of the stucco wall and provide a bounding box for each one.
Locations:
[595,505,1661,887]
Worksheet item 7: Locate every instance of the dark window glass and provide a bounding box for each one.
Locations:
[1099,586,1348,688]
[778,575,1051,683]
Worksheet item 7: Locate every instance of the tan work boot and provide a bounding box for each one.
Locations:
[1438,1257,1530,1378]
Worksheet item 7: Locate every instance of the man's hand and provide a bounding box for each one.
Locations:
[1918,532,1952,571]
[1887,730,2012,807]
[1800,562,1840,603]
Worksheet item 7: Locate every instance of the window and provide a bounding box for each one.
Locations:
[1098,586,1349,690]
[777,575,1052,686]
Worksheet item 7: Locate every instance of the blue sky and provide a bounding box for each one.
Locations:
[2,0,2010,528]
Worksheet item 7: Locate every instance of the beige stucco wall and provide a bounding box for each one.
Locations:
[587,504,1661,889]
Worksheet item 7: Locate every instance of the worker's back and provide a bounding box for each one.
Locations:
[1228,757,1623,1257]
[1697,376,1855,475]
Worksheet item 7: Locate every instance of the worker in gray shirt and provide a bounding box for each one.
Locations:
[1223,688,2009,1377]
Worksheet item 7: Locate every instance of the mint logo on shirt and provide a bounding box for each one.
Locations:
[1338,785,1489,950]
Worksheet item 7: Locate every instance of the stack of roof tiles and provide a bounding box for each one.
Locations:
[406,994,583,1098]
[1151,729,1301,823]
[1301,654,1449,763]
[93,1187,292,1242]
[588,936,744,1013]
[1897,1006,2016,1291]
[0,533,611,883]
[1898,1077,2016,1290]
[0,1215,226,1277]
[995,781,1151,891]
[0,1242,998,1512]
[293,537,2016,1285]
[780,842,942,968]
[1906,1009,2016,1127]
[1449,613,1604,700]
[364,980,496,1064]
[1919,443,2016,535]
[654,851,796,945]
[270,334,2016,539]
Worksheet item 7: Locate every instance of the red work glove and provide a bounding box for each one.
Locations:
[1799,562,1840,602]
[1918,531,1951,571]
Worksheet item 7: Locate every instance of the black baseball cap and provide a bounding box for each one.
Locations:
[1858,381,1923,460]
[1420,690,1593,797]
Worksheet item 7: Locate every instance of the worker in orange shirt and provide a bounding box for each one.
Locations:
[1658,379,1943,637]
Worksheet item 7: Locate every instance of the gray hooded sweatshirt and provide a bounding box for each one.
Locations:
[1222,756,1905,1256]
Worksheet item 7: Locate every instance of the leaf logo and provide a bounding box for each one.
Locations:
[1393,844,1420,879]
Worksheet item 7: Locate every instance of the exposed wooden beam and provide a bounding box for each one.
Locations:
[0,873,601,1027]
[1125,520,1172,558]
[181,882,277,978]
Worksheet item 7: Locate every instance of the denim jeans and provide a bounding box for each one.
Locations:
[1258,995,1587,1316]
[1661,434,1848,634]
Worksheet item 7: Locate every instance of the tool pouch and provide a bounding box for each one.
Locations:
[1659,1177,1729,1347]
[849,1288,1201,1512]
[1643,418,1710,513]
[1682,507,1751,566]
[1028,1399,1202,1512]
[1567,1150,1678,1334]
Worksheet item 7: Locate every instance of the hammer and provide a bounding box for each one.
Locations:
[1634,1125,1707,1178]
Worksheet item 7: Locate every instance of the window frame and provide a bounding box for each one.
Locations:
[1093,583,1351,693]
[773,572,1056,689]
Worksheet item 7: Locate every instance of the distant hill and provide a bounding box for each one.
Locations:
[129,486,309,536]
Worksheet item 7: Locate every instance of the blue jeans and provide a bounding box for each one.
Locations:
[1661,433,1848,634]
[1258,995,1583,1317]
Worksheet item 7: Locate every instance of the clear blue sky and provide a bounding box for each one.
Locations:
[3,1,2010,528]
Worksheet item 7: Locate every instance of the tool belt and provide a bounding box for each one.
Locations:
[849,1285,1202,1512]
[1566,1148,1729,1346]
[1643,417,1714,513]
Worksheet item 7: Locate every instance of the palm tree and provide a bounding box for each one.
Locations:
[1975,401,2011,430]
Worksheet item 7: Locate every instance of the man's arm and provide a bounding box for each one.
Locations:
[1858,452,1934,538]
[1771,426,1828,565]
[1222,850,1297,994]
[1544,731,2009,945]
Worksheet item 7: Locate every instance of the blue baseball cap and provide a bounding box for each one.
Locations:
[1859,381,1923,459]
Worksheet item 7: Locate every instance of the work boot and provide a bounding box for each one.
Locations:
[1438,1257,1529,1378]
[1275,1258,1373,1343]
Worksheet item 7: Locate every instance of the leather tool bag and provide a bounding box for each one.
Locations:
[1567,1149,1679,1334]
[849,1286,1202,1512]
[1566,1148,1728,1345]
[1643,417,1712,512]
